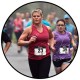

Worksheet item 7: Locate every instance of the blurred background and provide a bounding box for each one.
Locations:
[4,2,76,42]
[12,2,66,19]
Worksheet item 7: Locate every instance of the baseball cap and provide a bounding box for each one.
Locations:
[64,14,70,19]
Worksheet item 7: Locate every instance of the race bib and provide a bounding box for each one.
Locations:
[59,46,69,54]
[15,27,20,30]
[34,46,46,56]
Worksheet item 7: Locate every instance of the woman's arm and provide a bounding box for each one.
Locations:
[3,42,11,53]
[18,27,31,46]
[18,27,37,46]
[69,32,76,49]
[47,26,56,51]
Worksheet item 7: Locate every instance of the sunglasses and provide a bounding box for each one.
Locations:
[57,24,65,26]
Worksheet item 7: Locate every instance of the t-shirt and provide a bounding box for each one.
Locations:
[65,23,75,35]
[52,30,71,60]
[22,19,30,30]
[14,18,23,32]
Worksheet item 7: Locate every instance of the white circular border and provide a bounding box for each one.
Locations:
[0,0,80,80]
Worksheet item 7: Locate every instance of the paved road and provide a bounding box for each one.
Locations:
[4,43,56,78]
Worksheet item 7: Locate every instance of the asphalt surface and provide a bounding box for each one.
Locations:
[4,43,56,78]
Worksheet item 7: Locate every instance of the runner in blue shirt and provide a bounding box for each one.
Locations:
[64,14,78,56]
[64,14,75,35]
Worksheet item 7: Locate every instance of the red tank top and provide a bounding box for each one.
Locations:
[28,24,50,60]
[14,18,23,32]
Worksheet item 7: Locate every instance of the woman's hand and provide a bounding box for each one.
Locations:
[73,43,77,50]
[50,46,56,52]
[29,36,37,44]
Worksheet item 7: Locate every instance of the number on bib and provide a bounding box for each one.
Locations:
[59,46,69,54]
[34,47,46,56]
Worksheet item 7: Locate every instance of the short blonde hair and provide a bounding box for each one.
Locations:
[31,9,43,16]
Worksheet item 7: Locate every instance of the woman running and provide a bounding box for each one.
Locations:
[52,19,76,74]
[18,9,55,79]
